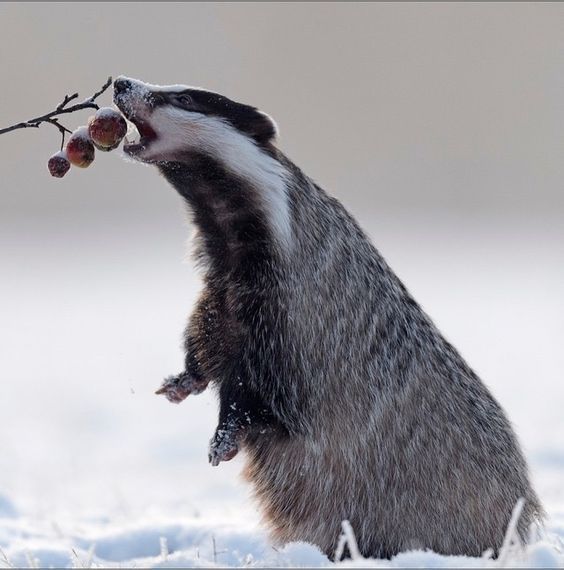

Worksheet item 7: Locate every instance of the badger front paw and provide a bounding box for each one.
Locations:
[208,424,242,466]
[155,372,209,404]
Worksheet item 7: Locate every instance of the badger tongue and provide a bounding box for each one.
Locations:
[122,117,158,158]
[135,119,157,141]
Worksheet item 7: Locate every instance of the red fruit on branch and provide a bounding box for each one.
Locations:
[47,151,71,178]
[88,108,127,151]
[66,127,95,168]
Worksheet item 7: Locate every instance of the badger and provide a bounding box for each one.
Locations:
[113,76,543,560]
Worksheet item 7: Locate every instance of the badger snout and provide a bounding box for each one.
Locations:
[113,77,131,96]
[113,76,151,119]
[113,77,158,160]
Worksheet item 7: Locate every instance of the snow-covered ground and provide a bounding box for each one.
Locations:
[1,216,563,567]
[0,509,562,568]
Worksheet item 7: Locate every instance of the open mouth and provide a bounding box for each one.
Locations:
[122,117,157,157]
[113,87,158,157]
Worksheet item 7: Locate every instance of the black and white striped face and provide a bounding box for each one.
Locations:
[113,76,278,164]
[113,76,292,250]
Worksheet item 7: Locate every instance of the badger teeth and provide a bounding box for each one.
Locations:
[125,122,141,144]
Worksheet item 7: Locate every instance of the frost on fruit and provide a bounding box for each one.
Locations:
[88,107,127,151]
[66,126,95,168]
[47,150,71,178]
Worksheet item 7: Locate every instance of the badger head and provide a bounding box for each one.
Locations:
[113,76,292,249]
[113,76,278,164]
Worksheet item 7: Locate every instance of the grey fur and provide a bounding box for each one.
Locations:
[241,157,544,558]
[114,78,544,560]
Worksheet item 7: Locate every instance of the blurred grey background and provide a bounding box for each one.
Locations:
[0,3,562,522]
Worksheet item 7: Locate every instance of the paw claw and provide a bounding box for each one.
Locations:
[208,428,240,466]
[156,373,209,404]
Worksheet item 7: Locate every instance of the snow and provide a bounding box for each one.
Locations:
[0,221,563,568]
[0,514,328,568]
[1,512,562,568]
[50,150,68,160]
[94,107,123,120]
[69,125,91,141]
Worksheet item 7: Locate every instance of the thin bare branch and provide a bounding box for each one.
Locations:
[43,118,73,150]
[56,92,79,111]
[0,77,113,138]
[87,76,113,103]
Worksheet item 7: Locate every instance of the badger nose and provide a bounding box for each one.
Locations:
[113,77,131,96]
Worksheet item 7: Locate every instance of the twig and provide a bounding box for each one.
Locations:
[334,532,347,562]
[0,547,13,569]
[85,544,96,569]
[341,519,362,560]
[24,551,39,569]
[496,498,525,567]
[159,537,169,562]
[57,92,79,111]
[44,118,73,150]
[0,77,112,148]
[335,520,362,561]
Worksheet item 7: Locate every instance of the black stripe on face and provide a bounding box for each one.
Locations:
[153,88,277,145]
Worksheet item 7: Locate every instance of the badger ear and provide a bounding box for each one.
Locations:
[247,110,278,145]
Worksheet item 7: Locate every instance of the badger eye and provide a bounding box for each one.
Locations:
[177,94,193,107]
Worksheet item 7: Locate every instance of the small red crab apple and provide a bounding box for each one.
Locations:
[88,107,127,151]
[47,150,71,178]
[66,127,95,168]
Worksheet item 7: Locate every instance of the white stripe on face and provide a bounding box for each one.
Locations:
[133,104,292,250]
